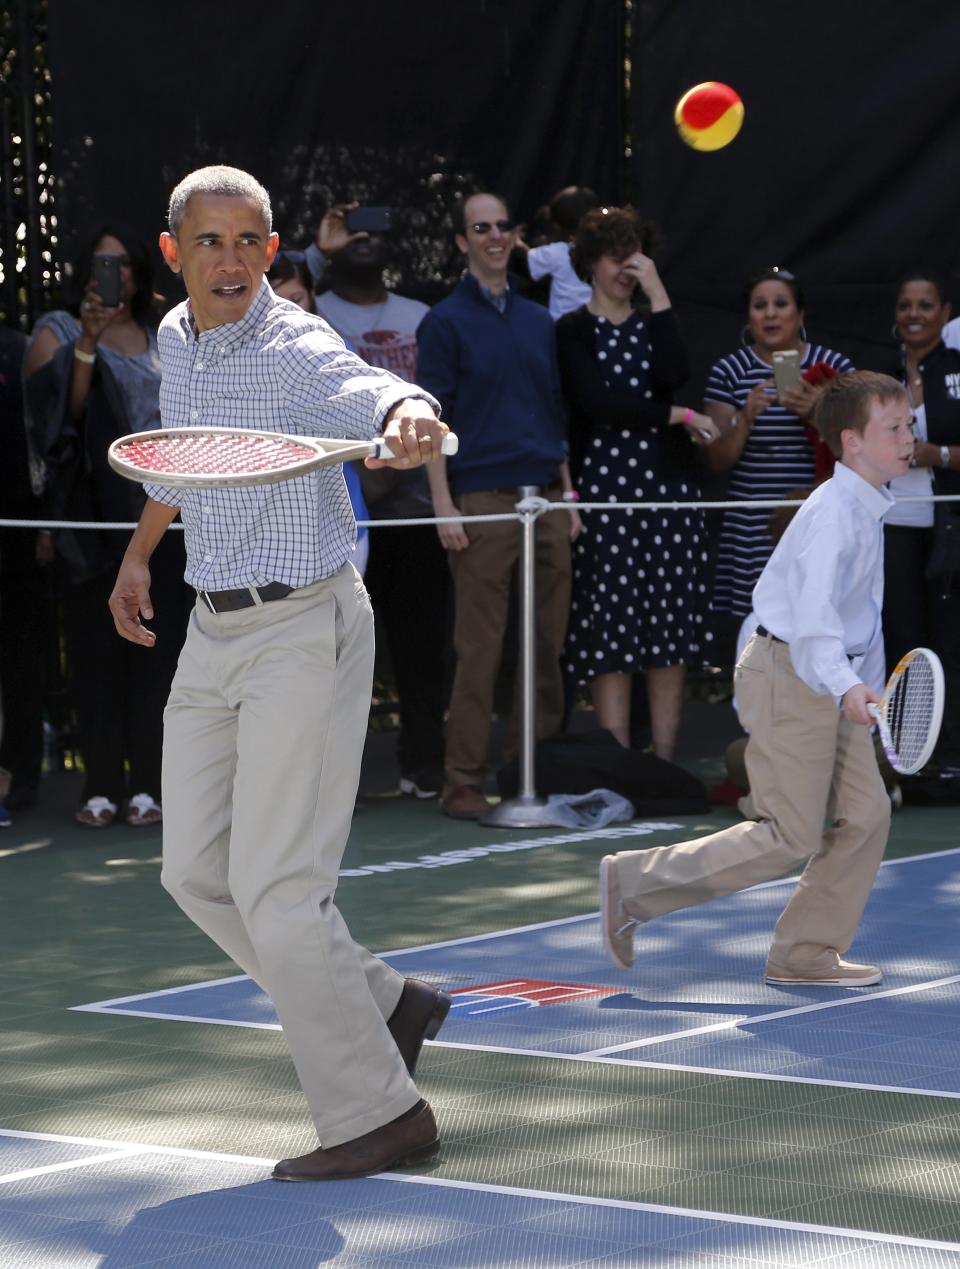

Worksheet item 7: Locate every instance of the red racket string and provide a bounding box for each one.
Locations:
[115,433,314,475]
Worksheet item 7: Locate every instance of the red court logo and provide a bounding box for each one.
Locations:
[450,978,616,1015]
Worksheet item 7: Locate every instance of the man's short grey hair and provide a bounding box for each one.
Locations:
[167,165,272,235]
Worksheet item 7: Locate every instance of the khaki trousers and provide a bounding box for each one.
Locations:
[445,488,572,787]
[161,565,419,1147]
[616,633,890,974]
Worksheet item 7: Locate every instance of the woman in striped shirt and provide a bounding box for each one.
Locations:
[703,268,853,617]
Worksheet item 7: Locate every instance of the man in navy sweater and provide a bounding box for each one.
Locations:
[417,192,579,819]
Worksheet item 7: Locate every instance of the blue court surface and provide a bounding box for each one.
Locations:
[2,1128,960,1267]
[75,848,960,1100]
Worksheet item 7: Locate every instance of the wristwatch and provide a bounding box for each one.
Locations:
[941,445,951,469]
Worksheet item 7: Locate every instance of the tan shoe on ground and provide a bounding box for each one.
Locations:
[765,958,882,987]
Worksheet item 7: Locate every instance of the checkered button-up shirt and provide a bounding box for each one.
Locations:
[145,279,438,590]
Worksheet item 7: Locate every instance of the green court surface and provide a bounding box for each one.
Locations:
[3,730,960,1266]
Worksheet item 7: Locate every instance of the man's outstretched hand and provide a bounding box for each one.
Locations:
[109,558,157,647]
[369,399,450,469]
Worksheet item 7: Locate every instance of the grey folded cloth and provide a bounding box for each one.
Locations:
[543,788,634,829]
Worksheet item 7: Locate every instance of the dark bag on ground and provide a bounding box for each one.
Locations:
[901,769,960,806]
[497,729,710,815]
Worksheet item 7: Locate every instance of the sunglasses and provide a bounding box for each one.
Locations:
[469,220,515,235]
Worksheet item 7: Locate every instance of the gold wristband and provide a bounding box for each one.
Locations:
[73,346,96,365]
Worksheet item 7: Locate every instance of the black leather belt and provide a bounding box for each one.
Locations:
[197,582,294,614]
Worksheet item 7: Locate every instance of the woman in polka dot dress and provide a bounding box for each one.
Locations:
[556,207,718,760]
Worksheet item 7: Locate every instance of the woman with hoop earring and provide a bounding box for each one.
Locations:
[702,268,853,626]
[884,270,960,775]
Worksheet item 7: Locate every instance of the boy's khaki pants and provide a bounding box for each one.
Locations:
[616,633,890,975]
[161,565,420,1148]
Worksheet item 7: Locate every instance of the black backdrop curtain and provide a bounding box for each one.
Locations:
[46,1,960,378]
[47,0,624,304]
[629,0,960,391]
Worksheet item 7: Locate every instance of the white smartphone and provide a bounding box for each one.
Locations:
[772,349,801,398]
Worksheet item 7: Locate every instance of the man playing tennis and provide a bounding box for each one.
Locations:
[602,372,914,987]
[109,166,451,1180]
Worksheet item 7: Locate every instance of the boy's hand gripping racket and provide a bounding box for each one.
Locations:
[867,647,944,775]
[107,426,458,490]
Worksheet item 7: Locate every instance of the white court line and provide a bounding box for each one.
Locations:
[425,1037,960,1101]
[67,846,960,1098]
[457,999,532,1016]
[72,841,960,1016]
[70,972,251,1012]
[70,841,960,1014]
[583,972,960,1057]
[70,913,599,1019]
[0,1146,142,1186]
[376,1173,960,1255]
[62,1011,960,1102]
[0,1127,272,1168]
[0,1126,957,1256]
[71,1008,282,1030]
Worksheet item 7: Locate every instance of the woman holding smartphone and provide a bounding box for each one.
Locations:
[24,225,190,828]
[703,268,853,620]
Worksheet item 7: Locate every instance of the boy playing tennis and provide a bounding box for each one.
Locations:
[602,371,914,986]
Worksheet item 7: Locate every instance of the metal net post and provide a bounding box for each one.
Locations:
[479,486,559,829]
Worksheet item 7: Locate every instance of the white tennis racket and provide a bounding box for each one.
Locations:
[107,426,458,489]
[867,647,944,775]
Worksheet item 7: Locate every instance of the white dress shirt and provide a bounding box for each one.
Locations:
[752,462,894,701]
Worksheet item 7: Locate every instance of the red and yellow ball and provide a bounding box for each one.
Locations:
[674,82,744,151]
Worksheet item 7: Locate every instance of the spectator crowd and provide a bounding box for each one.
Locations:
[2,182,959,829]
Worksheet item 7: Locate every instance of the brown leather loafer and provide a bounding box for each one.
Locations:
[272,1101,439,1181]
[388,978,452,1076]
[440,783,490,820]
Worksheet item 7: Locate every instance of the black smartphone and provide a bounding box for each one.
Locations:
[345,206,393,234]
[92,253,122,307]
